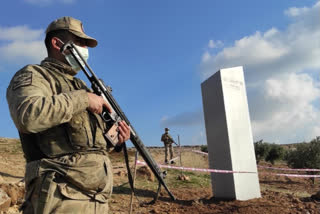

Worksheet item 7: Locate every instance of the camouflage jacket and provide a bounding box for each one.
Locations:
[161,133,174,144]
[7,57,111,159]
[6,57,113,202]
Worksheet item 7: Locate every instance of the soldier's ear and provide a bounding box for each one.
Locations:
[51,37,64,51]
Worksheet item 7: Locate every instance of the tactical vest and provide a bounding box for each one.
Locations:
[20,64,108,162]
[161,133,172,144]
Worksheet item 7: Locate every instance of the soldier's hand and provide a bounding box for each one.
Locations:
[117,121,130,144]
[87,92,112,114]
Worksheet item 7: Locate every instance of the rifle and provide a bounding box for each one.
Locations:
[170,139,178,146]
[163,134,177,146]
[60,41,176,201]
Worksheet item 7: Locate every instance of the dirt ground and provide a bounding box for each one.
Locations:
[1,139,320,214]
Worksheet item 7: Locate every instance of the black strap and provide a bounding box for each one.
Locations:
[123,143,135,192]
[123,143,164,205]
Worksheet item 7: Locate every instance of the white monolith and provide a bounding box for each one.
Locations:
[201,66,261,200]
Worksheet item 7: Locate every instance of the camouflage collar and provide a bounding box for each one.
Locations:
[41,57,77,79]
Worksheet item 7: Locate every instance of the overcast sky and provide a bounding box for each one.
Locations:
[0,0,319,146]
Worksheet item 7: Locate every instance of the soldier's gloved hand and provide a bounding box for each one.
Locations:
[117,121,130,144]
[87,92,112,114]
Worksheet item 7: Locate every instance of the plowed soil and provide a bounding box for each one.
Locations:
[1,139,320,214]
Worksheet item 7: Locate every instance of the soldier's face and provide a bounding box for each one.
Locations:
[55,34,88,56]
[72,36,87,48]
[66,34,88,48]
[57,33,87,49]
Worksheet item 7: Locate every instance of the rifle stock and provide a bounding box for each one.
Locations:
[60,41,176,201]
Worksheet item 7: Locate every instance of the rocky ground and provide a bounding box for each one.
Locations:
[1,139,320,213]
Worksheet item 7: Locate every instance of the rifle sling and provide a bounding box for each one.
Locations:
[123,143,135,193]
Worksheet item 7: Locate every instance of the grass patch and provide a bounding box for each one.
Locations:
[260,184,311,198]
[165,169,211,188]
[113,148,211,191]
[116,168,211,194]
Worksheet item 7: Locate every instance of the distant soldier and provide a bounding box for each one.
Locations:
[161,128,175,164]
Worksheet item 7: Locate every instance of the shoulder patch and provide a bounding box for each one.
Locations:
[12,72,33,90]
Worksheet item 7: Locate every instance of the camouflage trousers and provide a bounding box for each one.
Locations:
[164,143,174,163]
[22,172,109,214]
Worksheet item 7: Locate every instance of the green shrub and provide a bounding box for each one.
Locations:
[201,145,208,153]
[254,140,285,164]
[254,140,271,164]
[286,140,320,169]
[265,143,285,165]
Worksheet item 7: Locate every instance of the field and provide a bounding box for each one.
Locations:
[1,138,320,214]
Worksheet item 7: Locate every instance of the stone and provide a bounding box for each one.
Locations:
[137,166,155,182]
[201,66,261,200]
[0,183,25,205]
[292,198,301,203]
[177,174,190,181]
[0,188,11,212]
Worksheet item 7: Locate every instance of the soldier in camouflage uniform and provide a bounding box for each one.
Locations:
[6,16,131,214]
[161,128,175,164]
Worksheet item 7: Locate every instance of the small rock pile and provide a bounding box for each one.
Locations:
[177,174,190,181]
[0,176,25,213]
[137,166,155,182]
